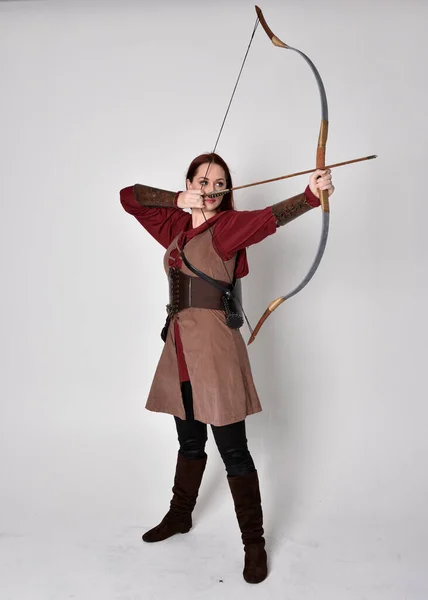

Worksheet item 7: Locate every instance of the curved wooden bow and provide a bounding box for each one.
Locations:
[248,6,331,345]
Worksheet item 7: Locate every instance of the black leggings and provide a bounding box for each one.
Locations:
[174,382,256,477]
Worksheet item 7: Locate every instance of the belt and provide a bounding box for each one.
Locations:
[167,267,241,317]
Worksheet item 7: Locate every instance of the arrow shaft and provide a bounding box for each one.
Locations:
[205,154,377,198]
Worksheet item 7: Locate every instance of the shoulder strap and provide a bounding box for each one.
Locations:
[181,249,234,294]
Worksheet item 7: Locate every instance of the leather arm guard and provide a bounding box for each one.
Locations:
[133,184,178,208]
[271,192,315,227]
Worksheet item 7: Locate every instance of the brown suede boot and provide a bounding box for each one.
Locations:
[227,470,268,584]
[142,452,207,543]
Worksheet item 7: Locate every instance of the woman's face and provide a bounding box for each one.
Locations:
[186,162,227,213]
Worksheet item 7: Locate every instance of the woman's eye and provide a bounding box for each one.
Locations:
[216,182,225,188]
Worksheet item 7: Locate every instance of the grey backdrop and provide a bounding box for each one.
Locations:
[1,0,427,598]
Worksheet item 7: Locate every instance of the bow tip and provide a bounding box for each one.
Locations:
[246,305,277,346]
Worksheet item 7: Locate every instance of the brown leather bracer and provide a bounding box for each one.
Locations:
[271,192,314,227]
[133,184,176,207]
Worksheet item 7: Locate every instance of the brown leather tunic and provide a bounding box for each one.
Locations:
[145,228,262,426]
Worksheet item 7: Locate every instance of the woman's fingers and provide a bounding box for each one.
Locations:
[185,190,205,207]
[192,191,205,208]
[177,190,205,209]
[316,176,332,187]
[309,168,335,198]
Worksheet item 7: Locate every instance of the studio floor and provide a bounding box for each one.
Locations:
[1,499,425,600]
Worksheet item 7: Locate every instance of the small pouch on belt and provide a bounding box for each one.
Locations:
[221,280,243,330]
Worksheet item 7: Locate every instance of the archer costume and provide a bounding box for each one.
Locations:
[120,182,320,584]
[120,184,319,426]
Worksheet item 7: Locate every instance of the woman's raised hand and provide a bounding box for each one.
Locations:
[177,190,205,209]
[309,169,335,198]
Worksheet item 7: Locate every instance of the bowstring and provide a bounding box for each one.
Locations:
[198,15,260,334]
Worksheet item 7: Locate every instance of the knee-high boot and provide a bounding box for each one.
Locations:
[142,451,207,543]
[227,470,268,584]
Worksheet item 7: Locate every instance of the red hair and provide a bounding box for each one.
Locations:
[185,153,234,211]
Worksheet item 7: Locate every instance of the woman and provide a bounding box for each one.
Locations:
[120,153,334,584]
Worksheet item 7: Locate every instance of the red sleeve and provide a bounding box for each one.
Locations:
[304,185,321,207]
[120,186,191,249]
[214,207,277,260]
[214,186,320,260]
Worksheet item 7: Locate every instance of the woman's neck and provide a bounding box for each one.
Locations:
[191,208,217,229]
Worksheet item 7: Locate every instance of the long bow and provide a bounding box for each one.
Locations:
[247,6,330,344]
